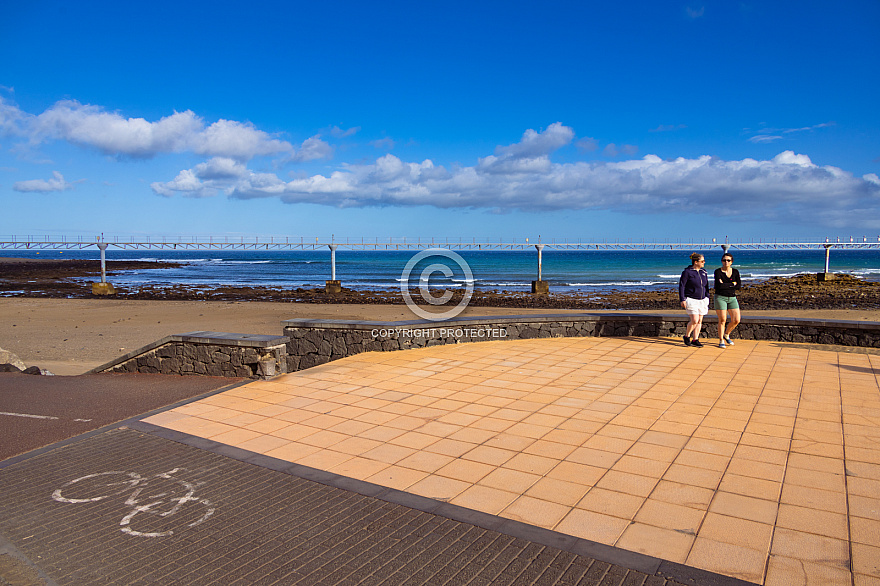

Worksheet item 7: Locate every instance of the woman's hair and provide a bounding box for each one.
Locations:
[722,253,734,262]
[690,252,704,264]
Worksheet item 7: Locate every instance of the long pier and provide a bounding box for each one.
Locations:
[3,235,877,293]
[3,236,880,251]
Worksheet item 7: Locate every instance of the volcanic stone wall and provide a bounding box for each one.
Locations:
[282,314,880,372]
[91,332,289,379]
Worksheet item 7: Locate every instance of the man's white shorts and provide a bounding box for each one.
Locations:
[685,297,709,316]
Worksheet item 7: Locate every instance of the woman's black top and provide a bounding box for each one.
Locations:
[714,268,741,297]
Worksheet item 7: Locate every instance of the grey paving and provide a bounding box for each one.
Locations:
[0,426,746,585]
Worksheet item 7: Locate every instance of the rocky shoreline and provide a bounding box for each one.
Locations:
[2,259,879,311]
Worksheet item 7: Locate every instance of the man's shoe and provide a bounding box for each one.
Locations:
[683,336,691,346]
[724,336,734,346]
[691,339,704,348]
[719,341,726,349]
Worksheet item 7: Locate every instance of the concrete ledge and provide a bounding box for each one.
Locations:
[89,331,289,378]
[282,312,880,372]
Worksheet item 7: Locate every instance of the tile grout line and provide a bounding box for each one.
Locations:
[553,338,697,544]
[839,348,857,586]
[756,345,808,585]
[654,336,767,571]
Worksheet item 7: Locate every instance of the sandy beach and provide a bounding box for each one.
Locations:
[2,297,879,376]
[3,256,880,374]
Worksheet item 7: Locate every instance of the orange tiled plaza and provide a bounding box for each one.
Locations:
[143,336,880,585]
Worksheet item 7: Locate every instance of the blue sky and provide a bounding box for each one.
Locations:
[1,1,879,242]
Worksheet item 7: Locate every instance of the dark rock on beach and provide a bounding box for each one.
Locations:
[0,259,182,297]
[1,258,879,311]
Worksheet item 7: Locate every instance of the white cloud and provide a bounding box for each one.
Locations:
[13,171,74,193]
[650,124,687,133]
[193,157,249,180]
[747,121,835,144]
[329,125,360,138]
[151,169,210,198]
[2,98,292,161]
[603,143,638,157]
[0,96,29,136]
[575,137,598,152]
[144,120,880,230]
[192,118,291,159]
[749,135,783,144]
[223,151,880,229]
[369,137,395,150]
[495,122,574,159]
[290,135,334,162]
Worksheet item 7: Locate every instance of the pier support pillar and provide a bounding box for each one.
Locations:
[91,242,116,295]
[818,244,836,282]
[531,244,549,295]
[325,244,342,293]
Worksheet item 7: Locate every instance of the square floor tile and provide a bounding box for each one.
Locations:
[612,455,670,478]
[236,434,292,455]
[595,470,659,498]
[395,450,454,473]
[524,477,591,507]
[329,456,390,480]
[576,488,644,520]
[360,443,416,465]
[407,476,471,501]
[264,441,321,462]
[780,483,847,514]
[297,449,353,470]
[545,461,606,486]
[568,447,622,468]
[616,523,695,564]
[663,463,723,490]
[450,484,519,515]
[777,504,848,540]
[478,468,541,493]
[852,542,880,578]
[851,516,880,546]
[686,537,766,584]
[697,512,773,552]
[501,495,571,529]
[436,458,495,484]
[501,453,559,476]
[710,492,778,524]
[649,480,714,510]
[554,509,630,545]
[771,528,850,568]
[634,499,704,535]
[718,473,781,501]
[764,554,853,586]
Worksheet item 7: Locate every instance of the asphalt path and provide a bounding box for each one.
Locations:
[0,372,242,462]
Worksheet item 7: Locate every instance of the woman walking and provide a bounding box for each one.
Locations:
[679,253,709,347]
[714,252,742,348]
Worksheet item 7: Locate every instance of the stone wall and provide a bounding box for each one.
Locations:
[282,314,880,372]
[89,331,289,379]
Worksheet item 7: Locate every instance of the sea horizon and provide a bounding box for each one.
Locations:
[3,248,879,295]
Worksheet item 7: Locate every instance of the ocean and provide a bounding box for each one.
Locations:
[4,248,880,294]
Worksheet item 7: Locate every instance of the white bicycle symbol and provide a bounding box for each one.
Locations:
[51,468,215,538]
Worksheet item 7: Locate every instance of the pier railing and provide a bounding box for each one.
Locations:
[3,235,880,251]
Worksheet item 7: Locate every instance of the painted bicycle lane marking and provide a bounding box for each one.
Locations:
[1,411,92,422]
[51,468,215,537]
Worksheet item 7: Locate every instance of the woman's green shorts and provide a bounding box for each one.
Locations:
[715,294,739,311]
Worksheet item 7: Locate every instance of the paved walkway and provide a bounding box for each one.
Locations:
[141,336,880,585]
